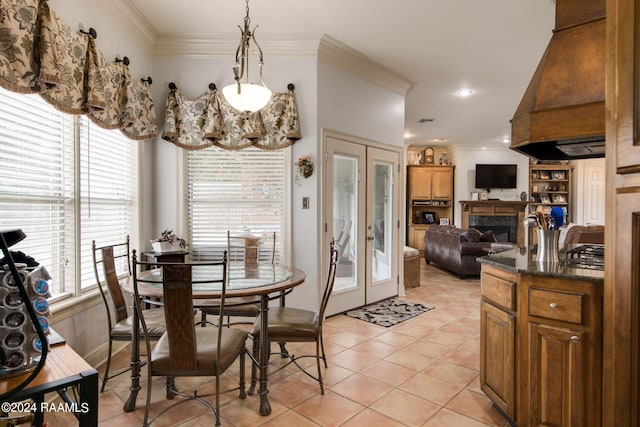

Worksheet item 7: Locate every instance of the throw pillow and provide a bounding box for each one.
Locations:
[461,229,481,242]
[480,230,497,242]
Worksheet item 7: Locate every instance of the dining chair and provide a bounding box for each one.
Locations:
[248,238,338,395]
[199,231,277,326]
[91,236,166,392]
[132,253,248,427]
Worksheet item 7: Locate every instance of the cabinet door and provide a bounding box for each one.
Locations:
[480,301,516,420]
[408,225,427,251]
[431,168,452,199]
[528,323,585,427]
[409,168,432,199]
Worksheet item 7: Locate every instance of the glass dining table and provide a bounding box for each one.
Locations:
[121,262,306,416]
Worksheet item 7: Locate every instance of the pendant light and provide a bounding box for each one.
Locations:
[222,0,272,112]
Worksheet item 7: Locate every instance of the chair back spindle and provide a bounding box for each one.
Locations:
[162,264,198,371]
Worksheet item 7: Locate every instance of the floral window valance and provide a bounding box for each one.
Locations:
[0,0,157,140]
[161,84,301,151]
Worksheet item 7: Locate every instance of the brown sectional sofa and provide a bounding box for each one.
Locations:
[423,225,497,278]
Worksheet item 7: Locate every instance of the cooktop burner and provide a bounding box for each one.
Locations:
[563,244,605,270]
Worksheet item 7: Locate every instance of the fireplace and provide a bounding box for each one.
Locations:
[469,216,517,243]
[459,200,529,247]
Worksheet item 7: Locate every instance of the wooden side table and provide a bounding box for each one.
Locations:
[0,343,98,426]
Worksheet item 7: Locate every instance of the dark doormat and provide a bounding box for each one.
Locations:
[344,297,434,327]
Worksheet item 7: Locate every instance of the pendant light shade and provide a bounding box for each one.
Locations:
[222,0,272,112]
[223,82,271,112]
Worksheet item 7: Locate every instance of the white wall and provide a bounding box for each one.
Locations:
[448,145,531,226]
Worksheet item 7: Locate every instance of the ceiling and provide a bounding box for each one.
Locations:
[120,0,556,149]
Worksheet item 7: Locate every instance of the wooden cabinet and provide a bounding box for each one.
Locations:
[406,165,454,251]
[529,164,573,223]
[520,275,602,427]
[407,224,428,252]
[480,265,518,420]
[480,263,603,427]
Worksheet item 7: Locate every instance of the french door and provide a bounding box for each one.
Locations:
[324,135,400,316]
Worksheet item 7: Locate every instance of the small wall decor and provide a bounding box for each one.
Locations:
[296,155,314,178]
[439,218,450,225]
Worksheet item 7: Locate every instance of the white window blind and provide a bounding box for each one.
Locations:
[79,117,137,290]
[0,90,75,297]
[186,147,286,262]
[0,87,137,298]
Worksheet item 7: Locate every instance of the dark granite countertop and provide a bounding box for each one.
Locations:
[478,244,604,282]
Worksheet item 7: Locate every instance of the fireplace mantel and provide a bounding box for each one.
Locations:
[459,200,529,247]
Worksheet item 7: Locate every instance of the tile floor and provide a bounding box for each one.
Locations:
[53,260,512,426]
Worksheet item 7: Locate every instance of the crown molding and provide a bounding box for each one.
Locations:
[152,33,322,58]
[318,35,412,96]
[99,0,157,53]
[102,2,412,95]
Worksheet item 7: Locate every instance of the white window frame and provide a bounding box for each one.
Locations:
[184,146,291,265]
[0,88,139,304]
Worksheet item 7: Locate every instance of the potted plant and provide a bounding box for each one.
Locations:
[151,229,187,253]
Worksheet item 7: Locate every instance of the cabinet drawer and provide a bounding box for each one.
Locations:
[482,272,516,311]
[528,288,584,324]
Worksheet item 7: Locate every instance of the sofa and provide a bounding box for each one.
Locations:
[423,225,497,278]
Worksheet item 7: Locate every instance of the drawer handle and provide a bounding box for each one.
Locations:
[549,303,558,309]
[570,336,580,343]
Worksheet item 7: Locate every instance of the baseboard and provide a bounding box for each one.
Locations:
[83,341,128,369]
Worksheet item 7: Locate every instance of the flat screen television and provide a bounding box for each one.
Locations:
[475,164,517,189]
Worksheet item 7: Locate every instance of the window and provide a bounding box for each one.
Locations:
[0,87,138,300]
[186,147,288,262]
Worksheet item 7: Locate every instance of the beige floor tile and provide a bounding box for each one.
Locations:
[422,360,479,386]
[293,391,364,427]
[331,373,393,406]
[340,408,406,427]
[424,407,498,427]
[92,261,512,427]
[359,359,417,387]
[369,389,439,427]
[399,372,464,406]
[446,389,508,426]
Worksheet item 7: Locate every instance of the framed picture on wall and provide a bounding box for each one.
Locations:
[439,218,450,225]
[423,212,435,224]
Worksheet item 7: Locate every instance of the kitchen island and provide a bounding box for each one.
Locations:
[478,245,603,427]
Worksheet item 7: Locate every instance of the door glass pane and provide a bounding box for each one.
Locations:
[372,162,392,282]
[333,155,358,291]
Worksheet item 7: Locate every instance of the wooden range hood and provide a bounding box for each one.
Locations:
[510,0,605,160]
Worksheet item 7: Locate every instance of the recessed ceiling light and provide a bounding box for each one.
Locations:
[455,89,473,97]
